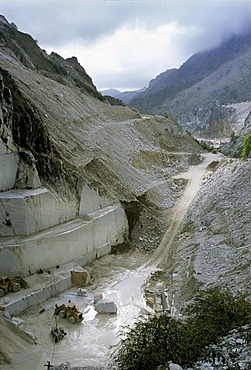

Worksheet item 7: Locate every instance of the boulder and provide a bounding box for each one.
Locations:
[77,288,88,296]
[70,270,91,286]
[168,362,183,370]
[94,299,117,314]
[94,293,103,304]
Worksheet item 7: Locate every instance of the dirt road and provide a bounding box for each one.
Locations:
[151,152,222,267]
[1,152,222,369]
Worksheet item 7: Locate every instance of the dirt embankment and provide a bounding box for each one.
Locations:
[0,312,36,367]
[151,152,222,267]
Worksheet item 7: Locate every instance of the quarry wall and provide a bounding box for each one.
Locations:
[0,138,129,278]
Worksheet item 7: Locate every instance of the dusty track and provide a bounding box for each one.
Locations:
[0,152,222,369]
[151,152,222,267]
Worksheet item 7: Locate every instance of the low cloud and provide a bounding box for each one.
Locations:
[2,0,251,90]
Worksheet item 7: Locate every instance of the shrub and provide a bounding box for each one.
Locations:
[186,287,251,338]
[200,141,210,150]
[112,287,251,369]
[241,133,251,159]
[183,287,251,364]
[113,314,185,370]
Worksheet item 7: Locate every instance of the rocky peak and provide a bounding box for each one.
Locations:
[0,15,9,25]
[0,19,101,99]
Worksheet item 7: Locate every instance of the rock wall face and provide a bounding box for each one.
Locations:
[0,21,203,277]
[129,32,251,141]
[0,69,129,276]
[0,188,78,236]
[165,159,251,309]
[0,73,18,191]
[0,140,18,191]
[0,205,128,276]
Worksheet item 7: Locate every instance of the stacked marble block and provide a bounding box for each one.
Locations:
[0,140,128,277]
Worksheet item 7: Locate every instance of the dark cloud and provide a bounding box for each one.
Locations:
[1,0,251,90]
[3,1,251,47]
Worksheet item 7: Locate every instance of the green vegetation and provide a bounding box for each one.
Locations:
[0,22,102,100]
[199,140,210,150]
[103,95,126,106]
[112,287,251,369]
[241,133,251,159]
[230,132,239,144]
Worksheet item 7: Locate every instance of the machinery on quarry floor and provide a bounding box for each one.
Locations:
[54,300,84,324]
[50,317,67,343]
[0,275,28,297]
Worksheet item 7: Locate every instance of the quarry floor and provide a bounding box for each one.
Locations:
[0,152,223,370]
[1,248,152,370]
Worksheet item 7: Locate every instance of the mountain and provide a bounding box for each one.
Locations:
[129,31,251,140]
[101,87,145,104]
[0,16,202,258]
[0,16,102,100]
[100,88,121,97]
[1,16,251,369]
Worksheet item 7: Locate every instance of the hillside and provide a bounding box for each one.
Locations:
[154,158,251,309]
[0,16,202,255]
[129,31,251,140]
[1,16,251,370]
[0,16,102,99]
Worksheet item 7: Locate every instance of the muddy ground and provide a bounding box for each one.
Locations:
[0,153,222,370]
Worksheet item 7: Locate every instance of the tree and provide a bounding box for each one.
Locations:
[241,133,251,159]
[112,287,251,369]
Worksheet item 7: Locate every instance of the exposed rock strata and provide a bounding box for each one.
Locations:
[157,158,251,309]
[0,20,203,275]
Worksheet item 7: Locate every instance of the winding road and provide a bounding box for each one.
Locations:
[17,152,222,369]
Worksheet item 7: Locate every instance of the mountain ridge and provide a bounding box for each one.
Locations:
[0,15,251,370]
[129,30,251,140]
[0,17,102,100]
[101,86,145,104]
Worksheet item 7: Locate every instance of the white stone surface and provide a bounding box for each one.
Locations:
[11,317,24,327]
[0,187,78,236]
[168,362,183,370]
[0,141,18,191]
[94,299,117,314]
[77,288,88,296]
[0,204,128,277]
[79,184,114,214]
[94,293,103,304]
[0,275,72,316]
[96,243,111,259]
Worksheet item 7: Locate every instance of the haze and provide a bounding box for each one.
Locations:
[1,0,251,91]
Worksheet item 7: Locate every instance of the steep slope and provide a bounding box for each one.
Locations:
[152,158,251,311]
[0,16,102,99]
[0,17,202,253]
[0,312,36,366]
[129,31,251,139]
[1,17,251,370]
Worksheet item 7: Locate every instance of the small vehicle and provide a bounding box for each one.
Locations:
[50,318,67,343]
[0,275,28,297]
[54,301,83,324]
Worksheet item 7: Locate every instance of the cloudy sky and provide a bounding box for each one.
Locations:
[1,0,251,91]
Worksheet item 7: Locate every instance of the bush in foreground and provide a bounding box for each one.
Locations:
[112,287,251,370]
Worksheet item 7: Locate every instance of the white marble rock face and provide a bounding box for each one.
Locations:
[0,187,78,236]
[0,141,18,192]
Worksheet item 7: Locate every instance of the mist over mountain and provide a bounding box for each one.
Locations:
[1,14,251,370]
[129,30,251,142]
